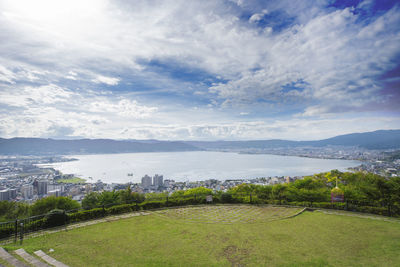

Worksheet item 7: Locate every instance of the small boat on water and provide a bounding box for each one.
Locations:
[127,173,133,176]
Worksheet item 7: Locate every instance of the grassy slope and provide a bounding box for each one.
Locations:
[6,211,400,267]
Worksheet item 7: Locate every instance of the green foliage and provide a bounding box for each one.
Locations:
[271,183,288,204]
[45,209,67,227]
[31,196,80,215]
[82,192,100,210]
[56,177,86,184]
[0,201,30,221]
[120,186,145,204]
[220,192,234,203]
[183,187,212,196]
[67,208,105,223]
[82,190,123,210]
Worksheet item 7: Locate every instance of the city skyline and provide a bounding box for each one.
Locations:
[0,0,399,141]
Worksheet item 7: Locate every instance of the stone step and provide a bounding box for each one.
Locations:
[14,249,50,267]
[34,250,69,267]
[0,247,29,267]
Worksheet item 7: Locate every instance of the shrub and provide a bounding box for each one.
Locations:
[45,209,66,227]
[67,208,104,223]
[106,204,137,215]
[139,200,166,210]
[220,193,234,203]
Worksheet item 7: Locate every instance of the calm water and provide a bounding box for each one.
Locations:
[40,151,361,183]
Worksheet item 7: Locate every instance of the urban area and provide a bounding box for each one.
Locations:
[0,146,399,204]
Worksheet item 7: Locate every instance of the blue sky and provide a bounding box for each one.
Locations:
[0,0,399,140]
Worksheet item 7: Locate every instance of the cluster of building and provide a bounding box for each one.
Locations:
[350,159,400,177]
[0,147,399,203]
[140,174,164,192]
[0,178,65,202]
[237,145,387,161]
[133,175,299,194]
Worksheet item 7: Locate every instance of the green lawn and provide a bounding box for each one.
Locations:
[56,177,86,184]
[5,205,400,267]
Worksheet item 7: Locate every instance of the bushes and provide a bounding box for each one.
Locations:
[220,192,234,203]
[107,204,138,215]
[0,223,15,240]
[45,209,66,227]
[67,208,105,224]
[139,200,166,210]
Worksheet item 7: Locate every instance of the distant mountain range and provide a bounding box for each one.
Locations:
[0,138,200,155]
[0,129,399,155]
[186,130,400,151]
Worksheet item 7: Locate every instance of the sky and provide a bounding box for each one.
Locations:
[0,0,399,141]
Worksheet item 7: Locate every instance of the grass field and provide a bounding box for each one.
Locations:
[5,205,400,267]
[56,177,86,184]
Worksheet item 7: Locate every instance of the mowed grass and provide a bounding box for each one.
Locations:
[6,205,400,267]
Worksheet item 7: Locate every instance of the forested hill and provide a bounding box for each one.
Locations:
[0,138,201,155]
[0,129,399,155]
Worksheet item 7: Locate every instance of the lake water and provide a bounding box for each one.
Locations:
[39,151,361,183]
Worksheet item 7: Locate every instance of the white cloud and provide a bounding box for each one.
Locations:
[0,1,399,140]
[0,65,16,84]
[0,84,75,106]
[92,75,120,86]
[210,6,400,114]
[249,9,268,23]
[89,98,157,118]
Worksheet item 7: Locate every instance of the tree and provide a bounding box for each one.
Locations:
[184,187,212,196]
[0,201,30,221]
[82,192,100,210]
[272,184,288,204]
[97,191,121,207]
[120,186,145,204]
[31,196,80,215]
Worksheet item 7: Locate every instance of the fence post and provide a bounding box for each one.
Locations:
[19,222,24,245]
[14,219,18,243]
[250,193,252,204]
[102,205,105,217]
[194,194,197,203]
[63,210,67,231]
[166,196,169,206]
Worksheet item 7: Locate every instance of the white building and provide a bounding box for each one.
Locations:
[0,189,10,201]
[153,174,163,189]
[21,184,34,199]
[141,175,152,189]
[48,189,61,197]
[37,180,48,195]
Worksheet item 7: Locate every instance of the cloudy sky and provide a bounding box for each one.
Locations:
[0,0,399,141]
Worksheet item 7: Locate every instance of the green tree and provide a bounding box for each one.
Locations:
[31,196,80,215]
[97,191,121,207]
[0,201,30,221]
[120,186,135,204]
[272,184,288,204]
[82,192,100,210]
[184,187,212,196]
